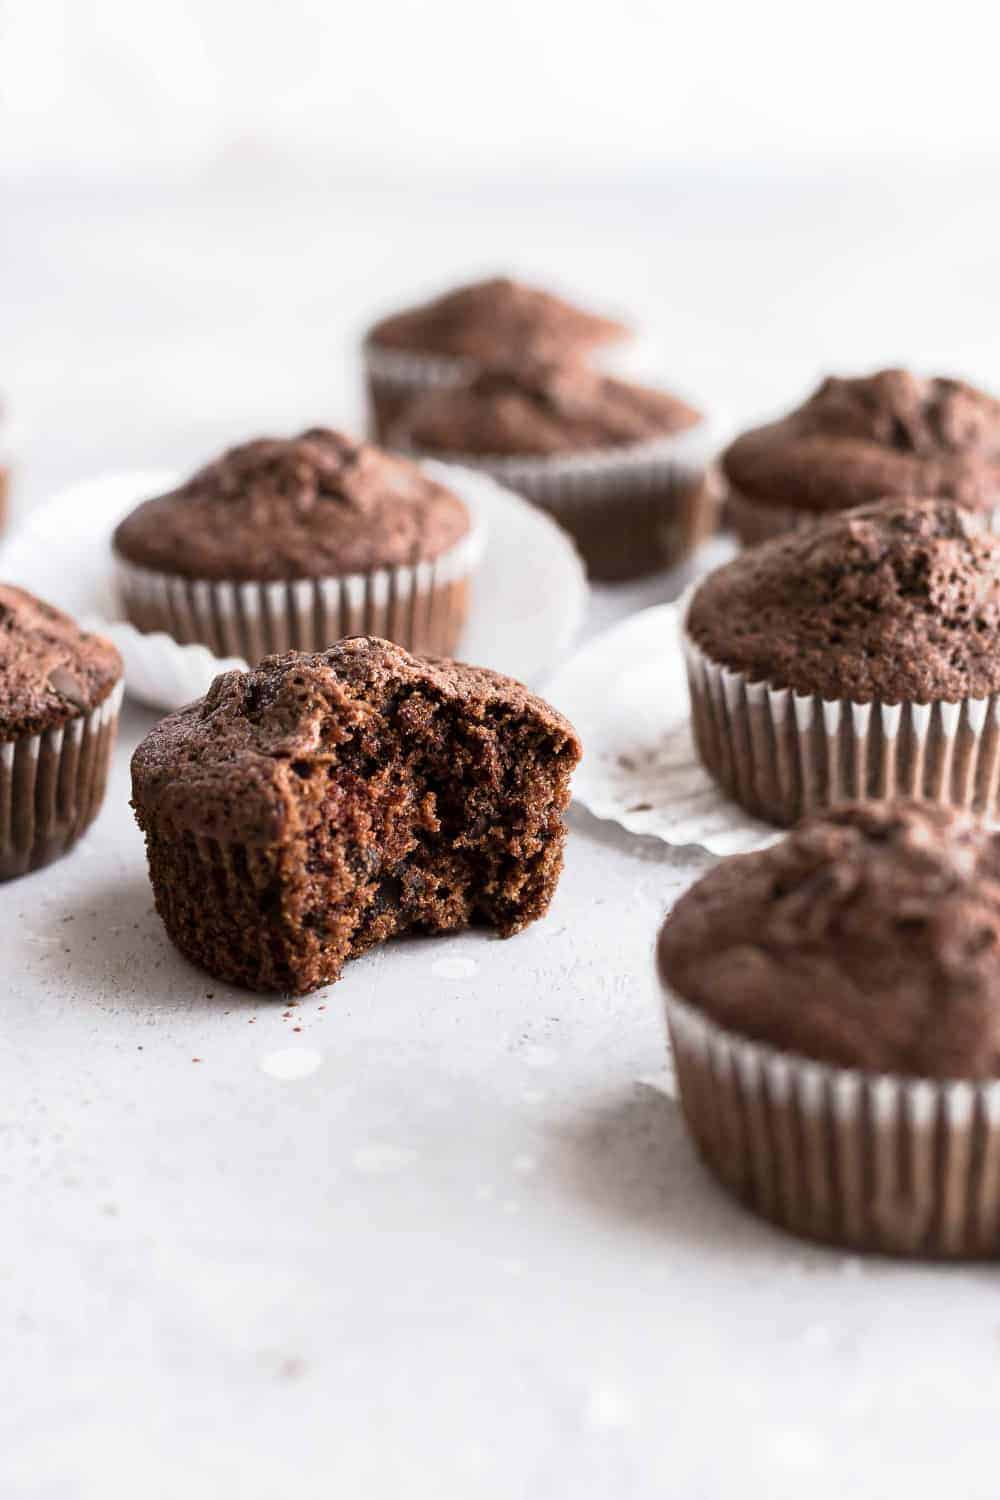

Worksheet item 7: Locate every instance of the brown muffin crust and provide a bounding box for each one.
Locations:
[687,498,1000,704]
[723,369,1000,516]
[112,428,470,582]
[659,801,1000,1078]
[393,358,702,458]
[132,636,582,994]
[367,276,628,362]
[0,584,122,738]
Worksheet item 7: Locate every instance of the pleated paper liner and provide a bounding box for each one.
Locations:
[664,987,1000,1257]
[400,431,721,582]
[683,622,1000,827]
[114,521,486,666]
[727,485,1000,549]
[0,678,123,880]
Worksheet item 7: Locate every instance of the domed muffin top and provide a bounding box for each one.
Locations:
[112,428,471,582]
[0,584,122,738]
[366,276,628,362]
[686,498,1000,703]
[392,358,702,458]
[131,635,581,846]
[723,369,1000,514]
[659,801,1000,1078]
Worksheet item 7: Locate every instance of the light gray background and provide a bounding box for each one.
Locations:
[5,11,1000,1494]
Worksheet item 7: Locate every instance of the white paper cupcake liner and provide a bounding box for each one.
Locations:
[114,520,486,666]
[727,485,1000,548]
[663,986,1000,1257]
[682,613,1000,827]
[0,678,123,880]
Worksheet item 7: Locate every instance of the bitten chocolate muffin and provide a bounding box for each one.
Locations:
[0,584,123,879]
[112,428,481,665]
[363,275,630,440]
[131,636,581,994]
[393,358,715,581]
[684,498,1000,824]
[658,802,1000,1256]
[724,369,1000,545]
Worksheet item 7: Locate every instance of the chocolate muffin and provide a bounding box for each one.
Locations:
[131,636,581,994]
[393,358,716,581]
[112,428,482,666]
[658,801,1000,1256]
[684,498,1000,825]
[724,369,1000,545]
[0,584,123,879]
[363,275,630,440]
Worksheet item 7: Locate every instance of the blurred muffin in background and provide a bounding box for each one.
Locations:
[724,368,1000,546]
[362,275,630,440]
[112,427,482,665]
[391,357,718,582]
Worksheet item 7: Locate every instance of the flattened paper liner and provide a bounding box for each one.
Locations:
[543,600,779,856]
[0,679,123,880]
[664,987,1000,1258]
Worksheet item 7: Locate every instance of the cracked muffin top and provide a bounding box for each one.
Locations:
[366,276,629,363]
[723,369,1000,515]
[112,428,471,582]
[0,584,122,737]
[392,358,702,458]
[131,635,581,846]
[658,801,1000,1078]
[685,498,1000,703]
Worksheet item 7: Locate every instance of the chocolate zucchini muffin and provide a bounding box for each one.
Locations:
[131,636,581,994]
[363,275,630,440]
[658,801,1000,1255]
[393,358,715,581]
[0,584,123,879]
[684,498,1000,824]
[113,428,482,665]
[724,369,1000,545]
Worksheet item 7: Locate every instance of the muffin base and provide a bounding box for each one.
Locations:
[404,438,719,583]
[114,525,483,665]
[664,987,1000,1257]
[683,617,1000,827]
[0,680,123,881]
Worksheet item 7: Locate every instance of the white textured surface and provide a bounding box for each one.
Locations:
[6,167,1000,1499]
